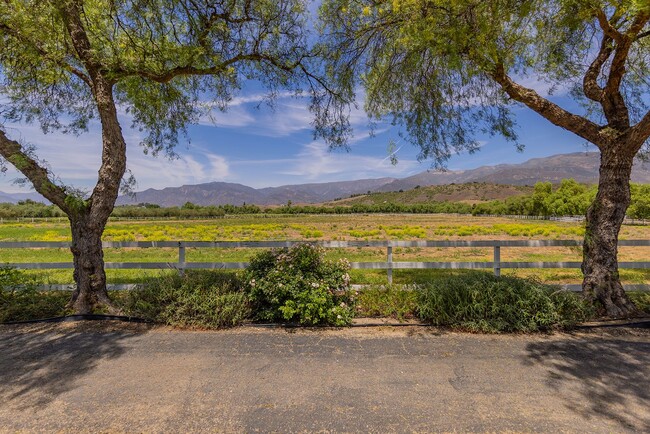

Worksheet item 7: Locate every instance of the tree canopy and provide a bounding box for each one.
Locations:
[1,0,314,162]
[0,0,323,313]
[317,0,650,316]
[317,0,650,164]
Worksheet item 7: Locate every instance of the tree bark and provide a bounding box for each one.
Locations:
[53,2,128,313]
[582,148,639,317]
[64,77,127,314]
[67,213,115,314]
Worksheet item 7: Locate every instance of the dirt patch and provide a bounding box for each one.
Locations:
[0,320,157,335]
[2,317,649,339]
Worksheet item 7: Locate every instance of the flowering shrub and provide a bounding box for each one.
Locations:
[244,244,354,326]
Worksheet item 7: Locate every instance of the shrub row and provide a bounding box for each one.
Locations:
[416,274,594,332]
[2,246,629,332]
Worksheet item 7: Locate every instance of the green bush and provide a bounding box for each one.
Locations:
[124,270,250,328]
[244,244,354,326]
[416,273,593,332]
[357,285,418,321]
[0,267,70,322]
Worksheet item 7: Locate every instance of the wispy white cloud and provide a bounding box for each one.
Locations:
[125,151,230,190]
[227,91,296,107]
[200,104,257,128]
[198,91,375,138]
[0,123,102,192]
[277,140,420,181]
[0,90,407,194]
[514,75,571,97]
[0,119,232,193]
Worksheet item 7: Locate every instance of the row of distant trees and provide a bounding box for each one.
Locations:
[473,180,650,219]
[3,180,649,219]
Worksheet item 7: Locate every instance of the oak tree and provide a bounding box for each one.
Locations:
[0,0,320,313]
[317,0,650,316]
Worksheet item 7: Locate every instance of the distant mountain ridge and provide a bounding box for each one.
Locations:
[376,152,650,191]
[0,191,48,204]
[115,177,398,207]
[2,152,650,206]
[114,152,650,206]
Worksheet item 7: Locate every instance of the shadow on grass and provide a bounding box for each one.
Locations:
[524,334,650,432]
[0,323,148,410]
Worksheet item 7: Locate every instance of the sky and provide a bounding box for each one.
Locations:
[0,78,598,195]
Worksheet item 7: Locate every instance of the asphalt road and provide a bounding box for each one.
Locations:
[0,322,648,433]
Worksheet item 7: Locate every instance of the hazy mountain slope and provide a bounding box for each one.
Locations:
[378,152,650,191]
[104,151,650,207]
[0,191,49,204]
[117,182,266,207]
[116,178,397,207]
[258,178,397,204]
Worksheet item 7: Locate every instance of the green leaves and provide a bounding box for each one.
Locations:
[1,0,312,153]
[317,0,650,164]
[416,273,594,332]
[244,244,355,326]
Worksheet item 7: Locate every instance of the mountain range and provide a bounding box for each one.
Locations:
[2,152,649,206]
[0,191,49,204]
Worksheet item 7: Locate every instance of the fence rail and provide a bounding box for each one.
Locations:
[2,240,650,291]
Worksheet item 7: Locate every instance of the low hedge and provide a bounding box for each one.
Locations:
[124,270,250,329]
[416,273,594,332]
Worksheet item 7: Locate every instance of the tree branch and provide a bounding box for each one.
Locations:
[605,13,649,95]
[631,110,650,150]
[491,63,604,147]
[602,10,649,129]
[112,52,300,83]
[56,0,101,80]
[0,129,69,211]
[596,8,624,44]
[0,23,91,86]
[625,10,650,37]
[583,35,612,103]
[56,0,127,220]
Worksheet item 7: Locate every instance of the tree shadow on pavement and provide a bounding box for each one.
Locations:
[524,333,650,432]
[0,322,148,411]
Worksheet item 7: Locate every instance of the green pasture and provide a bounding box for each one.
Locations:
[2,214,650,285]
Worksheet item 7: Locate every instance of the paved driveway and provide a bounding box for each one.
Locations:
[0,323,648,433]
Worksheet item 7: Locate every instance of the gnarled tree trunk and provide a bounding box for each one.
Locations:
[582,148,639,317]
[64,74,128,314]
[68,213,113,314]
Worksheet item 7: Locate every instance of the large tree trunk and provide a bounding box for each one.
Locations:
[64,76,127,314]
[582,149,639,317]
[68,213,115,314]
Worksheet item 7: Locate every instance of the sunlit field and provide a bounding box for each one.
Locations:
[2,214,650,285]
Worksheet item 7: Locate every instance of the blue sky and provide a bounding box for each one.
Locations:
[0,81,597,194]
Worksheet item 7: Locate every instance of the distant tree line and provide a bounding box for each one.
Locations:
[472,179,596,217]
[2,180,650,220]
[472,180,650,220]
[0,200,66,218]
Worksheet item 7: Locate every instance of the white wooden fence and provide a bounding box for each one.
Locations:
[2,239,650,291]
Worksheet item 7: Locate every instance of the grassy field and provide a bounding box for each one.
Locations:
[2,214,650,285]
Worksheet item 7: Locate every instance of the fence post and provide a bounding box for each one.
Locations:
[178,242,186,276]
[387,245,393,284]
[493,245,501,277]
